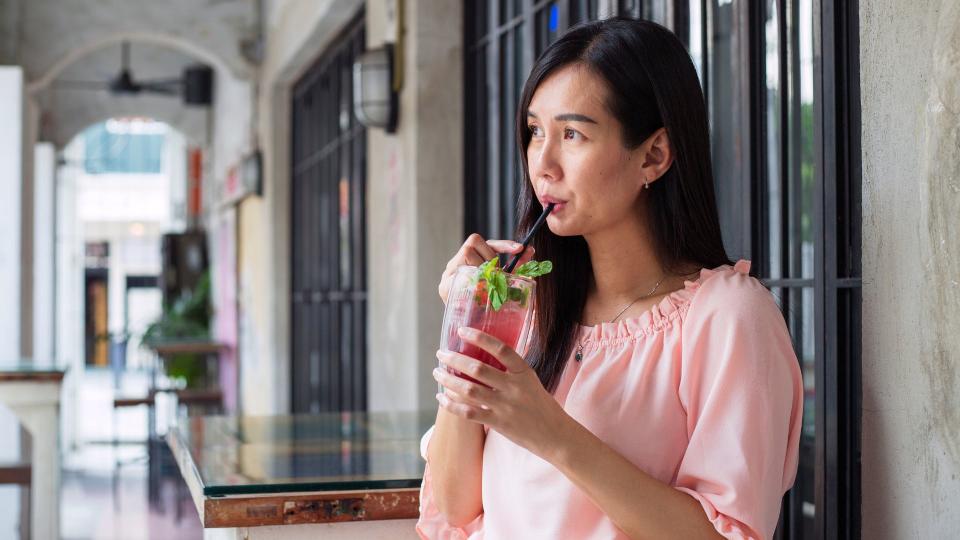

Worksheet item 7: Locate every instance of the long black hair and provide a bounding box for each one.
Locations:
[516,17,733,392]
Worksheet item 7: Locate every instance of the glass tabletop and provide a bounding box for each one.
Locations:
[0,362,67,380]
[173,410,436,496]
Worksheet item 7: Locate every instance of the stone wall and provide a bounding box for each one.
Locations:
[860,0,960,536]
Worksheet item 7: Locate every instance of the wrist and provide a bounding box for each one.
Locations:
[537,406,582,466]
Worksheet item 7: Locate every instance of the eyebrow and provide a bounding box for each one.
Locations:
[527,111,598,124]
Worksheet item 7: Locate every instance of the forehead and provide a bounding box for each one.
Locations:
[528,63,609,115]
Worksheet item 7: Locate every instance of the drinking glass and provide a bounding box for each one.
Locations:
[438,266,536,385]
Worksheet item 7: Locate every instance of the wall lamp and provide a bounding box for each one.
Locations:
[352,43,398,133]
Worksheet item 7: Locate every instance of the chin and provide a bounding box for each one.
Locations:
[545,217,582,237]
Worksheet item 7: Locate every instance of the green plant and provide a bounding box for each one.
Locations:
[474,257,553,311]
[142,272,212,388]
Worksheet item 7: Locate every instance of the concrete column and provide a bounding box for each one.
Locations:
[56,143,85,452]
[0,66,24,360]
[367,0,464,411]
[20,96,38,361]
[860,0,960,537]
[33,143,56,367]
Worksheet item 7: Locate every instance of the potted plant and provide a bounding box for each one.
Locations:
[141,272,213,388]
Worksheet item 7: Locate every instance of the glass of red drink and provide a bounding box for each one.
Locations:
[439,265,536,385]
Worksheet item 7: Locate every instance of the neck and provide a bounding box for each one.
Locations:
[583,215,664,304]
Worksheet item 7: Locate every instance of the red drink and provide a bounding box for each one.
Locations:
[440,266,535,385]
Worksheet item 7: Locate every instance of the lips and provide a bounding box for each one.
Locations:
[538,195,568,211]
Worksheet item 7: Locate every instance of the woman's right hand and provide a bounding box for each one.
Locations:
[438,234,534,304]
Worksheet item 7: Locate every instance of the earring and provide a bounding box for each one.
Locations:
[644,180,650,190]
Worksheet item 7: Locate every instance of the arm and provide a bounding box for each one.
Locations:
[435,348,721,539]
[437,271,803,540]
[425,406,486,526]
[430,233,533,526]
[544,415,724,540]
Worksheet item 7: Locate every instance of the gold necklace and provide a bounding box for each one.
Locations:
[575,275,666,362]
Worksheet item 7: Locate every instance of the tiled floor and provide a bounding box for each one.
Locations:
[61,452,202,540]
[60,368,203,540]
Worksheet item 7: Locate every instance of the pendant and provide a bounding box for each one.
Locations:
[575,345,583,362]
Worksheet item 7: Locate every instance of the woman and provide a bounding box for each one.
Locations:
[420,17,802,540]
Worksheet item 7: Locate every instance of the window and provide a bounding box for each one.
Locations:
[463,1,861,537]
[290,14,368,413]
[83,119,165,174]
[684,1,862,537]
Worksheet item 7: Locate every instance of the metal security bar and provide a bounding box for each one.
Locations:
[290,14,368,414]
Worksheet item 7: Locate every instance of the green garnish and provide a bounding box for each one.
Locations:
[475,256,552,311]
[514,260,553,278]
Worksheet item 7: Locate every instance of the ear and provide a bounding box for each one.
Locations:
[638,127,674,186]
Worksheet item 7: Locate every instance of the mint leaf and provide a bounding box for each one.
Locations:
[490,287,503,311]
[479,257,498,281]
[473,256,547,311]
[515,259,553,278]
[514,260,535,275]
[491,271,508,311]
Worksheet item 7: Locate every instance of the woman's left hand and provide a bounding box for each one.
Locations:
[433,326,570,460]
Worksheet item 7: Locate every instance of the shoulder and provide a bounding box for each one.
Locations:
[683,260,784,334]
[678,260,798,385]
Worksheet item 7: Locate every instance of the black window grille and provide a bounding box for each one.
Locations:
[463,1,861,538]
[290,14,368,414]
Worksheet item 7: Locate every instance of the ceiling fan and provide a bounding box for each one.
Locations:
[55,41,213,106]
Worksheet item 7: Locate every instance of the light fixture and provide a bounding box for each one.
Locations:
[352,44,398,133]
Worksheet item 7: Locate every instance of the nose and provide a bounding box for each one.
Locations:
[529,135,561,184]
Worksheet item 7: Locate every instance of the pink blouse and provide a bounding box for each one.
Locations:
[417,261,804,539]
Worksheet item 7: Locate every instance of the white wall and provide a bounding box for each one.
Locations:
[75,174,170,223]
[860,0,960,536]
[210,71,254,210]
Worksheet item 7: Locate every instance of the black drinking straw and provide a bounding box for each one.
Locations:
[504,203,555,273]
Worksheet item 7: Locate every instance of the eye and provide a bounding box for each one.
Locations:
[563,128,582,140]
[528,124,543,138]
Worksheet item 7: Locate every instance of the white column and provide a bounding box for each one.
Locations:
[367,0,465,412]
[56,142,85,452]
[0,379,63,540]
[0,66,25,540]
[33,142,56,367]
[0,66,24,360]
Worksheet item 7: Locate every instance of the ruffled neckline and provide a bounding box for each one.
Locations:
[576,259,751,342]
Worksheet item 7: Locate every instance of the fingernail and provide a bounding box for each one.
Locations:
[458,327,476,338]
